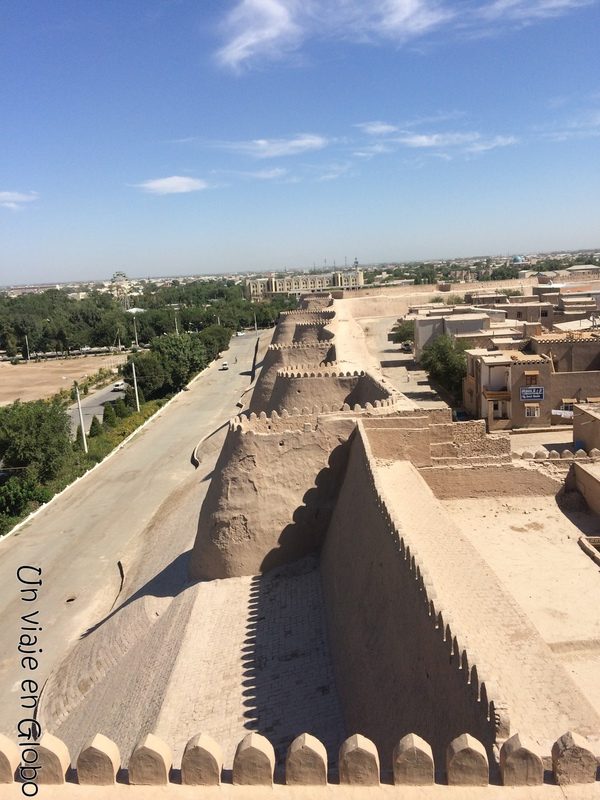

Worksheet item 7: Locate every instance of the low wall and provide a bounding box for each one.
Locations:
[573,462,600,515]
[421,465,562,499]
[365,425,432,467]
[320,426,497,767]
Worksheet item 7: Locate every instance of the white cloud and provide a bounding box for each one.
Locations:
[216,0,591,69]
[136,176,208,194]
[0,190,39,210]
[317,162,352,181]
[224,133,328,158]
[247,167,288,178]
[482,0,593,21]
[355,121,399,135]
[216,0,302,70]
[395,129,518,153]
[376,0,453,36]
[466,134,518,152]
[396,131,480,147]
[541,108,600,141]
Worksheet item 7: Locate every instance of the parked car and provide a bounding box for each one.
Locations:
[220,361,229,371]
[112,380,125,391]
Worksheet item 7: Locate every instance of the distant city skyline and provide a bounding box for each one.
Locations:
[1,1,599,283]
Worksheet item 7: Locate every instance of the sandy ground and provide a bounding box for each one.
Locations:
[0,354,126,405]
[357,314,447,408]
[442,495,600,718]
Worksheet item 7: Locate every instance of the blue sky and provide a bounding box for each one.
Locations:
[1,0,599,282]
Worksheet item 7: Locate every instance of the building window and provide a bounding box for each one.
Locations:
[516,311,523,319]
[541,309,548,317]
[525,405,540,418]
[525,374,538,386]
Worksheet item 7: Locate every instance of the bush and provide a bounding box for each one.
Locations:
[392,320,414,343]
[113,398,130,419]
[89,416,102,437]
[429,295,445,303]
[102,403,117,427]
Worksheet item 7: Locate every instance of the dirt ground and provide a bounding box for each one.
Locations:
[0,354,126,405]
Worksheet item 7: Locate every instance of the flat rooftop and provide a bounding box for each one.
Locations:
[476,350,547,365]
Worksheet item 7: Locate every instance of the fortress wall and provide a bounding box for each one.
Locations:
[268,373,392,415]
[189,419,355,580]
[320,426,497,766]
[249,343,335,413]
[292,323,335,344]
[421,465,562,499]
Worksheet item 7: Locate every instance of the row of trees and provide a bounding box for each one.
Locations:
[0,321,235,533]
[0,281,295,357]
[123,331,219,397]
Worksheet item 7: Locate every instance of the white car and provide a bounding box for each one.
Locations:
[220,361,229,371]
[112,380,126,391]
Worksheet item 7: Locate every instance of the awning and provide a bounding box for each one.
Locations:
[524,370,539,376]
[586,397,600,402]
[524,402,540,407]
[562,398,576,404]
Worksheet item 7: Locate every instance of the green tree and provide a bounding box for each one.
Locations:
[102,403,117,427]
[0,399,71,482]
[74,424,85,450]
[150,333,207,391]
[123,352,167,399]
[391,320,415,343]
[89,416,102,437]
[420,335,468,400]
[113,398,130,419]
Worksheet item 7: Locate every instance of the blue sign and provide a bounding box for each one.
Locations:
[520,386,544,401]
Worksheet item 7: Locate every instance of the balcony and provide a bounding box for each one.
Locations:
[482,386,511,401]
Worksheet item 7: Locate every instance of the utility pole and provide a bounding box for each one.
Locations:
[174,312,179,336]
[25,334,30,361]
[133,315,139,348]
[217,315,221,327]
[131,361,141,412]
[74,383,88,454]
[254,312,258,334]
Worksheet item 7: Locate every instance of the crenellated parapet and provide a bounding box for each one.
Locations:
[268,341,335,351]
[2,728,596,788]
[278,309,336,320]
[276,368,365,378]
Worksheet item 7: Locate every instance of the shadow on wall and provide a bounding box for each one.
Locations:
[259,440,350,574]
[240,556,346,781]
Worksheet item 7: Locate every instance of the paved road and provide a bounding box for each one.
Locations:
[68,382,125,435]
[0,332,267,736]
